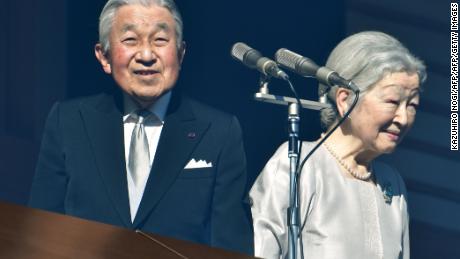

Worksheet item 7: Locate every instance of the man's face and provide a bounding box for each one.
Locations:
[96,4,185,107]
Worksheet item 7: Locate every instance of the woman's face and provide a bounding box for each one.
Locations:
[348,72,420,155]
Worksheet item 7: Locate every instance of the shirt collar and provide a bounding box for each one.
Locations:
[123,91,172,124]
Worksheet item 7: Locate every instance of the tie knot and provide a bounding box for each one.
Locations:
[131,109,152,124]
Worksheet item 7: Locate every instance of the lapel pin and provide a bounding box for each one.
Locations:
[187,132,196,139]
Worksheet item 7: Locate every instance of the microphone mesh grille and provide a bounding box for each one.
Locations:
[231,42,251,61]
[275,48,300,70]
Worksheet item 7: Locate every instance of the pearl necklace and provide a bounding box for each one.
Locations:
[323,142,373,181]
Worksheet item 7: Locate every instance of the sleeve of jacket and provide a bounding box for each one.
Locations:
[210,115,254,255]
[28,102,68,213]
[250,143,290,259]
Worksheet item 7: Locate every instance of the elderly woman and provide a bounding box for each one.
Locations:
[250,31,426,259]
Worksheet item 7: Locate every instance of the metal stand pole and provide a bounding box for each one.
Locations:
[287,103,300,259]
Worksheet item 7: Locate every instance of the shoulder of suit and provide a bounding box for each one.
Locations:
[54,93,121,117]
[182,95,236,121]
[56,93,110,109]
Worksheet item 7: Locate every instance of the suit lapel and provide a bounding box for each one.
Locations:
[79,93,132,228]
[133,94,209,227]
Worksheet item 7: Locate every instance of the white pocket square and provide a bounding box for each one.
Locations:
[184,159,213,169]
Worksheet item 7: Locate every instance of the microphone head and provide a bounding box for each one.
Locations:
[275,48,318,77]
[275,48,300,71]
[231,42,250,61]
[231,42,261,68]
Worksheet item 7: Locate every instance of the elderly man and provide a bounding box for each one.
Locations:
[29,0,252,254]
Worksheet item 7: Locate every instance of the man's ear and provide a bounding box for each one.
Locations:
[178,41,186,67]
[95,43,112,74]
[335,87,351,117]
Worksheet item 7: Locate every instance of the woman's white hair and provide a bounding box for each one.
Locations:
[98,0,183,54]
[320,31,427,130]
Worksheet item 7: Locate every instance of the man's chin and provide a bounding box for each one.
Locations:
[132,94,160,108]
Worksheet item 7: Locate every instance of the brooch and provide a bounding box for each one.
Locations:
[382,182,393,204]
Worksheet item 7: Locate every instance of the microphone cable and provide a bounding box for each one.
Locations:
[293,86,360,259]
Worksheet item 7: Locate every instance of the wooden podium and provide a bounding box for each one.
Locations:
[0,201,257,259]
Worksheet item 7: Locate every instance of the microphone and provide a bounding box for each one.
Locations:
[275,48,358,92]
[231,42,289,80]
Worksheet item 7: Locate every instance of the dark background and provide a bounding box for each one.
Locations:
[1,0,457,258]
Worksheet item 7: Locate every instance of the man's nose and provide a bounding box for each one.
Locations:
[136,46,156,65]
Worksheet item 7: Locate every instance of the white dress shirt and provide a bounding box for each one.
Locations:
[123,91,171,222]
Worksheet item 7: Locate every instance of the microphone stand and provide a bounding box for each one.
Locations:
[287,102,300,259]
[255,76,329,259]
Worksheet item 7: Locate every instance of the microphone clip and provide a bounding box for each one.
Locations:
[258,74,271,94]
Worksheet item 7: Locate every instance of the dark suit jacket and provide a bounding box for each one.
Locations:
[29,91,253,254]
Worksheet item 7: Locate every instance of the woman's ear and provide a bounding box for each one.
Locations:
[335,88,351,117]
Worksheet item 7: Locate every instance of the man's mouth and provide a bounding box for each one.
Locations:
[133,70,158,76]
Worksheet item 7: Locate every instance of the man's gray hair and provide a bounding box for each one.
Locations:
[320,31,427,130]
[98,0,183,54]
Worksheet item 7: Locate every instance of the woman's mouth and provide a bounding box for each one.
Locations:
[385,130,400,142]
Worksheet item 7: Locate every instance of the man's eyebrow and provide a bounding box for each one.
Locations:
[155,22,171,32]
[120,22,171,33]
[121,24,137,33]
